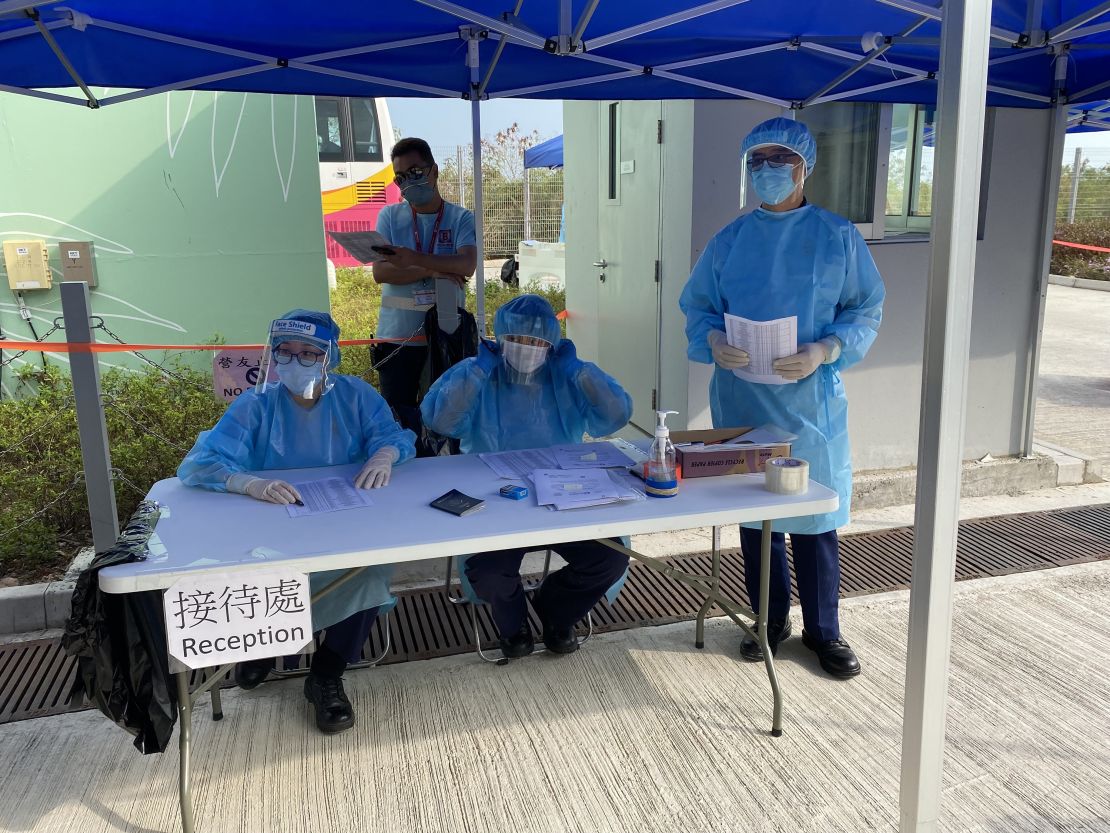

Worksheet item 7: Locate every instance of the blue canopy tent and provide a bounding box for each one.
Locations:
[524,134,564,169]
[3,4,1109,833]
[523,133,563,240]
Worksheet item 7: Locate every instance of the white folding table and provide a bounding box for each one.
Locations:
[100,452,837,833]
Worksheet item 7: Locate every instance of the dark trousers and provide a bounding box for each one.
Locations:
[464,540,628,636]
[277,607,379,679]
[739,528,841,643]
[374,343,435,457]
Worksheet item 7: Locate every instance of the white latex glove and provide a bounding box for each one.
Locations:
[355,447,399,489]
[707,329,749,370]
[227,473,303,505]
[773,340,838,381]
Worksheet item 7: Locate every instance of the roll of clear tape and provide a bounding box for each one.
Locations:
[764,457,809,495]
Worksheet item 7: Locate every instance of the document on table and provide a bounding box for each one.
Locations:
[551,441,637,470]
[478,448,559,480]
[532,469,625,510]
[285,477,374,517]
[723,312,798,385]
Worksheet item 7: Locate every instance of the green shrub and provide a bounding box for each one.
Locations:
[1052,219,1110,280]
[0,362,226,581]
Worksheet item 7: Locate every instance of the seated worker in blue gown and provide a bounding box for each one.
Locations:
[421,294,632,658]
[177,309,415,733]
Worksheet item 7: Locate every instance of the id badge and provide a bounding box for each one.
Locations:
[413,289,435,308]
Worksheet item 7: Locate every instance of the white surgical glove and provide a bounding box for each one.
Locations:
[227,473,303,505]
[707,329,749,370]
[773,338,840,380]
[355,447,399,489]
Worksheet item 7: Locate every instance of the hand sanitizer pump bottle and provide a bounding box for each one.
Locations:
[644,410,680,498]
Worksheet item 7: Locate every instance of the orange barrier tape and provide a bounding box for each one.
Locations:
[1053,239,1110,253]
[555,310,569,321]
[0,337,426,353]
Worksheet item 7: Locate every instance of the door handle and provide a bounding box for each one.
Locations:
[593,259,608,268]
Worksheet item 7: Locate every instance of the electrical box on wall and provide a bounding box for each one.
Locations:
[3,239,52,290]
[57,241,98,288]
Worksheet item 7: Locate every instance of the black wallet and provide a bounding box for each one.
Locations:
[429,489,486,517]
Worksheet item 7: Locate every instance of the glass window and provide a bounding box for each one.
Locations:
[315,97,345,162]
[886,104,935,233]
[796,102,880,225]
[350,98,383,162]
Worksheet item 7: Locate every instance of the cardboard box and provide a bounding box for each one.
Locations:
[671,426,792,479]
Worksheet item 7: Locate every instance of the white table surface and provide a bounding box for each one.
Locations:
[99,452,838,594]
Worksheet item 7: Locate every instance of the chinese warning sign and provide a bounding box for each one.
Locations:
[212,349,265,403]
[163,569,312,669]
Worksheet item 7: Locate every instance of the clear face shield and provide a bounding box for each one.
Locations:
[498,333,552,385]
[255,318,337,401]
[743,143,807,207]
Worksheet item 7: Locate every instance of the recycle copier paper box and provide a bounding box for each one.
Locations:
[671,427,792,479]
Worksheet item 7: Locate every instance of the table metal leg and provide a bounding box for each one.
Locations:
[209,682,223,722]
[757,519,784,737]
[694,525,722,649]
[176,671,195,833]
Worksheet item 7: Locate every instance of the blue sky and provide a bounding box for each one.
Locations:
[386,97,563,148]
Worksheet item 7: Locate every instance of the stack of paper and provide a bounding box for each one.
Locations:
[551,442,637,469]
[478,441,636,481]
[532,469,643,511]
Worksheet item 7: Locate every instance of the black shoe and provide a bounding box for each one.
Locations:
[234,657,274,691]
[802,630,861,678]
[498,621,535,659]
[739,618,793,662]
[303,674,355,733]
[542,624,579,655]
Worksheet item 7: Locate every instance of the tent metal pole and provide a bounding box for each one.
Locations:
[875,0,1021,43]
[32,12,98,106]
[467,31,487,333]
[1072,76,1110,101]
[1055,20,1110,41]
[809,74,926,106]
[898,2,991,832]
[800,42,927,77]
[1047,0,1110,42]
[98,65,275,107]
[290,61,457,96]
[584,0,752,51]
[988,48,1051,66]
[571,0,601,47]
[0,15,66,43]
[295,32,458,64]
[0,83,88,105]
[656,41,791,72]
[985,84,1052,103]
[88,17,276,62]
[1020,58,1069,459]
[415,0,546,49]
[802,17,930,107]
[523,168,532,241]
[490,69,638,98]
[0,0,56,15]
[478,0,523,97]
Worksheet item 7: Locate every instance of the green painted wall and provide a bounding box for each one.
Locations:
[0,90,327,395]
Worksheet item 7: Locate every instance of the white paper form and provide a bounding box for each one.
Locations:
[478,448,558,480]
[724,313,798,385]
[551,441,637,470]
[285,477,374,518]
[532,469,623,511]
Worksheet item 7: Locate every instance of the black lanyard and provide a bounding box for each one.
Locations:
[410,201,446,254]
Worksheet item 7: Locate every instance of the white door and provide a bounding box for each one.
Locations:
[597,101,663,434]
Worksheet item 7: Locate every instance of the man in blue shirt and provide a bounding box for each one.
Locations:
[373,138,477,453]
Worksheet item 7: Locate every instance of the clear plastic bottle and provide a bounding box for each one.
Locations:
[643,410,680,498]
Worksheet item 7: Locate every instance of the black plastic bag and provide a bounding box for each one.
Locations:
[415,305,479,456]
[62,500,177,755]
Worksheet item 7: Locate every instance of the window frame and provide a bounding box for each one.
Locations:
[315,96,383,164]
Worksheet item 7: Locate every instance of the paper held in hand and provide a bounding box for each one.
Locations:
[327,230,394,264]
[723,312,798,385]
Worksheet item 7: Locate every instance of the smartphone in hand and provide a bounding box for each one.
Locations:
[370,245,397,256]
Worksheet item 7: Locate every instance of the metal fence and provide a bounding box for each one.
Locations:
[432,144,563,260]
[1057,146,1110,223]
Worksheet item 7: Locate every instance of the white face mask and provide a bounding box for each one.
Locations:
[280,362,323,398]
[502,341,550,375]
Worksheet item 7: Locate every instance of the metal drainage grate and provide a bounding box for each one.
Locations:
[3,503,1109,726]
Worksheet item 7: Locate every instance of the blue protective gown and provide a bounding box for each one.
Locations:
[177,374,417,630]
[680,204,885,534]
[420,338,632,454]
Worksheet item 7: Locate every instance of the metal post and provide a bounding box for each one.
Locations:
[898,2,991,832]
[457,144,466,207]
[694,525,721,649]
[1067,146,1082,223]
[60,281,118,552]
[176,671,195,833]
[758,520,782,737]
[1020,60,1070,459]
[523,167,532,240]
[467,31,487,333]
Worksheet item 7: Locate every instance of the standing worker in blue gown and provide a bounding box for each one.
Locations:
[421,295,632,658]
[680,118,885,679]
[178,309,416,732]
